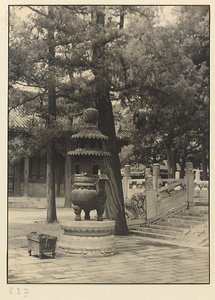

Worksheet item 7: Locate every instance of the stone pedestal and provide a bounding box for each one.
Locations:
[58,220,116,257]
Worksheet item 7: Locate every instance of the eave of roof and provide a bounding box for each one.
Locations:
[68,149,111,157]
[71,128,108,140]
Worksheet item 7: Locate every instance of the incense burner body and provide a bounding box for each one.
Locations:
[68,108,110,221]
[71,173,107,221]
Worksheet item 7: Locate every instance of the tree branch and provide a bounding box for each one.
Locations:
[9,91,47,113]
[27,6,48,18]
[14,82,46,90]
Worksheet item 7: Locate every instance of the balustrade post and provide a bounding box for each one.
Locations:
[195,169,201,182]
[153,163,160,191]
[122,165,131,202]
[185,162,194,208]
[146,168,157,220]
[175,171,180,179]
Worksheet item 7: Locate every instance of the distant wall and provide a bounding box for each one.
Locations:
[27,182,64,197]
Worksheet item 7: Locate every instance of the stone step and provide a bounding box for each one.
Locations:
[126,219,145,230]
[8,201,37,208]
[145,224,184,233]
[171,214,208,221]
[129,204,209,243]
[189,209,209,216]
[194,201,209,206]
[194,197,208,201]
[130,230,175,240]
[162,217,203,225]
[136,226,178,236]
[155,220,191,229]
[176,212,208,219]
[178,207,208,214]
[196,209,209,215]
[194,197,209,204]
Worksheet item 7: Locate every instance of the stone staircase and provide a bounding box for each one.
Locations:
[129,197,209,245]
[8,197,65,209]
[8,198,39,209]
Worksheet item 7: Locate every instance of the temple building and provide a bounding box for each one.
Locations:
[8,109,126,197]
[8,109,68,197]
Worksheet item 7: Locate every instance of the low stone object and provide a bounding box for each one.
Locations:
[27,232,57,259]
[58,220,116,257]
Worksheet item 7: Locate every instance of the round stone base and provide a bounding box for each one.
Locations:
[58,220,116,257]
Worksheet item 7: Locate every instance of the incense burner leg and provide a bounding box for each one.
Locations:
[84,210,90,220]
[97,204,105,221]
[73,205,82,221]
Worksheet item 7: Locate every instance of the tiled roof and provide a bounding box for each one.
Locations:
[68,149,111,157]
[9,109,31,131]
[71,127,108,140]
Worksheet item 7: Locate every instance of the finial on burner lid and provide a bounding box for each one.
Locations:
[84,108,98,124]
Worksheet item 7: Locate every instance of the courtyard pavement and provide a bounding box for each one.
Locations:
[7,207,210,284]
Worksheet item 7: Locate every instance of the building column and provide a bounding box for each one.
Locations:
[14,161,22,196]
[23,158,29,197]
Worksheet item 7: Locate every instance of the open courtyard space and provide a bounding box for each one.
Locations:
[5,5,211,297]
[8,207,209,284]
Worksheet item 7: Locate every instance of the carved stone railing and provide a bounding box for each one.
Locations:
[145,162,194,222]
[194,169,208,198]
[122,162,200,222]
[122,165,146,206]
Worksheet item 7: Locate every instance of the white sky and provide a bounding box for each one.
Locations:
[159,6,176,25]
[12,5,176,25]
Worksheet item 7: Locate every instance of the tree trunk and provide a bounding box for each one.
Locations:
[180,150,187,178]
[93,8,129,235]
[46,140,57,223]
[46,6,57,223]
[97,97,129,235]
[64,153,72,208]
[166,141,176,178]
[120,7,125,29]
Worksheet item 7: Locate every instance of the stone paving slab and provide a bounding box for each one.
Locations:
[7,208,210,284]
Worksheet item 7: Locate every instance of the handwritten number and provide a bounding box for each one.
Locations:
[17,288,21,295]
